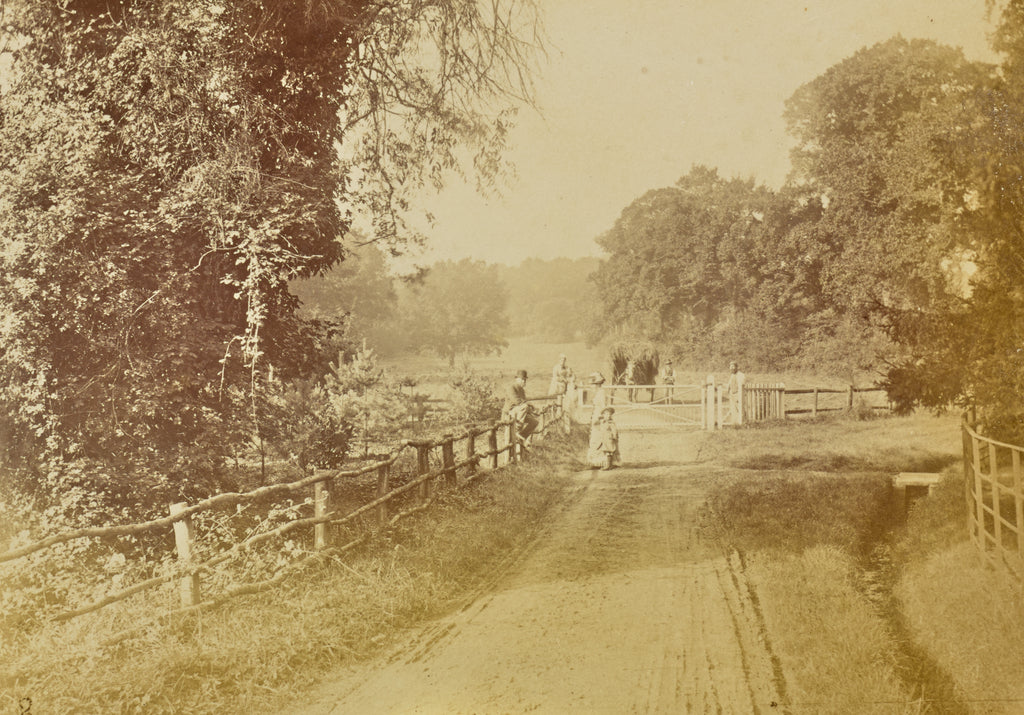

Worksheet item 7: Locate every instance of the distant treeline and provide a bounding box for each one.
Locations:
[292,250,600,362]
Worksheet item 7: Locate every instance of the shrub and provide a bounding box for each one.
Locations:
[447,364,501,424]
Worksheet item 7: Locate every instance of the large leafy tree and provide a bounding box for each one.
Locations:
[398,259,510,366]
[0,0,539,480]
[784,36,989,317]
[589,166,781,349]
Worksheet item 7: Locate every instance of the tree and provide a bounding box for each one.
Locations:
[784,36,989,315]
[291,240,399,353]
[499,257,600,342]
[781,36,996,393]
[399,259,510,366]
[589,166,781,350]
[0,0,540,488]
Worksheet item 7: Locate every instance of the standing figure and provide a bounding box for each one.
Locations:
[624,358,638,402]
[548,353,574,407]
[726,361,745,425]
[504,369,539,443]
[660,359,676,403]
[594,407,620,470]
[586,372,611,467]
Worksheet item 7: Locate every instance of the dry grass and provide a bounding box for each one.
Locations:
[748,546,910,714]
[701,412,967,714]
[0,429,587,714]
[898,543,1024,715]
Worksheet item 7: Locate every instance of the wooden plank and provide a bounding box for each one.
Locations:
[442,436,457,485]
[314,477,331,550]
[169,502,200,608]
[376,463,389,526]
[992,442,1003,556]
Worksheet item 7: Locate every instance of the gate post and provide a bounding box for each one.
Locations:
[488,426,499,469]
[708,372,716,428]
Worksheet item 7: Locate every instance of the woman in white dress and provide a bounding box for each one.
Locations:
[586,372,610,467]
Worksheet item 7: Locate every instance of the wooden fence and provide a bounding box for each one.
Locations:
[699,381,890,429]
[0,399,565,630]
[962,417,1024,581]
[571,379,890,430]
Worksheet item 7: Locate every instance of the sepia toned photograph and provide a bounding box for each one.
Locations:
[1,0,1022,712]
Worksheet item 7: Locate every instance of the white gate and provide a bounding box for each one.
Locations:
[574,384,707,429]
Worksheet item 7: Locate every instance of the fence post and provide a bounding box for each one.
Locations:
[417,444,431,502]
[847,385,854,409]
[812,388,818,418]
[442,435,456,485]
[488,427,499,469]
[169,502,200,608]
[972,436,985,554]
[377,462,390,526]
[314,474,331,550]
[465,432,477,478]
[507,421,517,464]
[716,383,723,429]
[1013,449,1023,562]
[991,443,1003,561]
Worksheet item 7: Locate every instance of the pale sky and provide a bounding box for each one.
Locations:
[394,0,1000,269]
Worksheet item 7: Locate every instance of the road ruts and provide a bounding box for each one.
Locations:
[292,431,785,714]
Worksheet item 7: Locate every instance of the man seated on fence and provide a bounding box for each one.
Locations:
[504,369,539,444]
[727,361,745,425]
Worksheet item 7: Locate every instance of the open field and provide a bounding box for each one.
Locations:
[381,338,880,400]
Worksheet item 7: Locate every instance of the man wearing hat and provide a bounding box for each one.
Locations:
[660,359,676,403]
[504,369,539,442]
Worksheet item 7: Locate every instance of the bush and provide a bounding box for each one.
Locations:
[447,364,501,424]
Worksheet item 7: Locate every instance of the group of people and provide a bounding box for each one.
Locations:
[501,354,619,469]
[618,358,678,402]
[503,354,745,468]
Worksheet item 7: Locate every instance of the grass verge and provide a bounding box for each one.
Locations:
[0,428,587,714]
[701,412,966,714]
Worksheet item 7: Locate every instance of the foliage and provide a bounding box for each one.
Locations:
[591,166,776,343]
[498,257,601,341]
[323,347,408,458]
[0,0,540,503]
[447,364,503,424]
[608,341,659,385]
[291,239,401,354]
[397,259,511,366]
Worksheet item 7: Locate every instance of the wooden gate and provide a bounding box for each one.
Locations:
[574,384,707,429]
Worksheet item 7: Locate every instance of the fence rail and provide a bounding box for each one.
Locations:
[1,400,565,625]
[962,417,1024,581]
[571,380,889,430]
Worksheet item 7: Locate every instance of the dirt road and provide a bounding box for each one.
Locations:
[294,431,785,714]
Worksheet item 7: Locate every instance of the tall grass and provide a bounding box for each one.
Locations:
[700,412,966,713]
[0,429,587,714]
